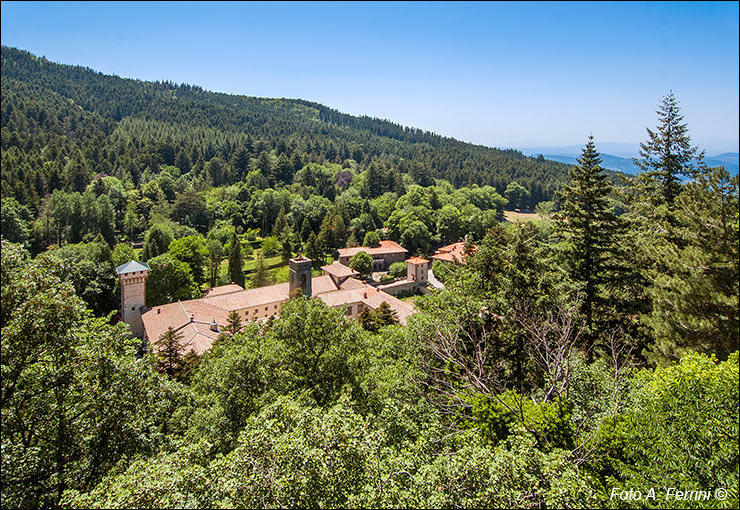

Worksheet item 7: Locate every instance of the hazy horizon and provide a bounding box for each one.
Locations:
[2,1,737,153]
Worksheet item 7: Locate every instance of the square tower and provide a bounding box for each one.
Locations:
[116,260,150,337]
[289,257,313,297]
[406,257,429,285]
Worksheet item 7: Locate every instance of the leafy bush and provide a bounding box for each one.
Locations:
[388,261,407,278]
[260,236,281,257]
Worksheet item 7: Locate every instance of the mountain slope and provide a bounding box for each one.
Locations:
[1,46,572,209]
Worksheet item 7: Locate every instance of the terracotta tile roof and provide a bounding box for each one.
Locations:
[202,283,290,310]
[176,322,223,355]
[337,240,408,258]
[431,252,457,263]
[202,283,245,297]
[142,298,230,355]
[321,262,359,278]
[312,274,340,295]
[406,256,429,264]
[339,277,367,290]
[432,242,472,263]
[317,288,367,308]
[362,289,416,325]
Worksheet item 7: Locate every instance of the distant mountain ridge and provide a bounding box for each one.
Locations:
[520,146,739,176]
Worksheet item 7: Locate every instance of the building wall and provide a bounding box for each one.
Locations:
[339,252,406,270]
[378,280,419,296]
[338,300,364,318]
[407,262,428,283]
[235,299,289,322]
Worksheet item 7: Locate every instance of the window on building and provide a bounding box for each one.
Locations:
[347,306,352,315]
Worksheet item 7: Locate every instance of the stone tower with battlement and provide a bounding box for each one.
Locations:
[289,257,312,297]
[116,260,150,337]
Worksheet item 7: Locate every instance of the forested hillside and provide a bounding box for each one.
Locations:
[1,45,569,213]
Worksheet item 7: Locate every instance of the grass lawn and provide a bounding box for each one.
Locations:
[504,210,543,223]
[214,251,334,288]
[503,210,552,229]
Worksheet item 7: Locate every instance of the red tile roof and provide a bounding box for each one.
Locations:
[321,262,359,278]
[339,277,367,290]
[406,257,429,264]
[432,242,473,263]
[202,283,245,297]
[337,240,408,258]
[363,289,416,325]
[142,299,231,356]
[312,274,341,295]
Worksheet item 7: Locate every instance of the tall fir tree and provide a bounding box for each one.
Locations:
[555,136,620,355]
[250,251,271,288]
[634,92,704,206]
[207,239,223,288]
[305,231,322,264]
[225,310,243,336]
[227,232,245,287]
[154,326,186,377]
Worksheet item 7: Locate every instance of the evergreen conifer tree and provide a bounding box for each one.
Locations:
[272,207,286,237]
[228,232,245,287]
[358,307,378,332]
[300,217,312,242]
[225,310,243,336]
[643,166,739,364]
[305,231,322,264]
[251,251,271,288]
[207,239,223,288]
[635,92,703,206]
[555,136,619,354]
[374,301,399,327]
[154,326,186,377]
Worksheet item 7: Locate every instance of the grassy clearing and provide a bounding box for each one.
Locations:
[504,210,544,223]
[503,210,553,230]
[213,251,334,288]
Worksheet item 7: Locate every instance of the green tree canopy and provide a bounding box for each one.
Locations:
[145,253,199,306]
[141,223,174,261]
[349,250,372,277]
[168,235,208,285]
[505,181,530,211]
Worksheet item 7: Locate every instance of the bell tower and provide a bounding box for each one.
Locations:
[289,257,313,297]
[116,260,150,337]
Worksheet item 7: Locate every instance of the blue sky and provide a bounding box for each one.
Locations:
[1,1,738,153]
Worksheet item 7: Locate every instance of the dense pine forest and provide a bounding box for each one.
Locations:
[1,45,738,509]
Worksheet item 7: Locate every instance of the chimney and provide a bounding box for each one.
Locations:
[210,319,219,332]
